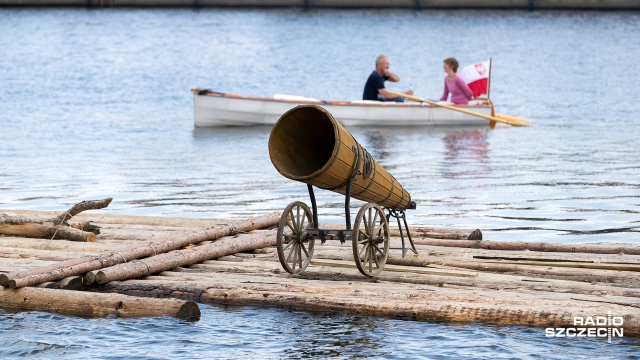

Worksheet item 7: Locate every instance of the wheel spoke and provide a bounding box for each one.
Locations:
[299,215,307,231]
[374,223,383,236]
[289,209,296,231]
[367,207,374,236]
[283,234,296,243]
[372,210,380,235]
[293,243,300,271]
[372,242,385,258]
[286,241,297,263]
[297,243,303,269]
[372,248,381,268]
[300,241,309,257]
[359,241,368,259]
[293,206,300,231]
[286,220,295,233]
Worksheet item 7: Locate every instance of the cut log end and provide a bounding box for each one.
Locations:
[85,272,96,284]
[468,229,483,240]
[95,271,109,285]
[0,274,9,287]
[176,301,201,320]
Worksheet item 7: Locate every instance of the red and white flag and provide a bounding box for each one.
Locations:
[460,60,491,98]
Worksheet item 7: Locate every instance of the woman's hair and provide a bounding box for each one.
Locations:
[443,57,459,73]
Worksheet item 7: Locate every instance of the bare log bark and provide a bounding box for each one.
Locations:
[0,256,98,287]
[3,212,280,288]
[0,287,200,319]
[0,223,95,242]
[413,238,640,255]
[391,227,482,240]
[0,198,111,242]
[385,257,640,284]
[94,230,277,284]
[51,198,113,226]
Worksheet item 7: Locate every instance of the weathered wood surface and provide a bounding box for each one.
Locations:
[0,212,280,288]
[0,287,200,319]
[0,210,638,334]
[0,199,113,242]
[389,226,482,240]
[90,229,277,284]
[415,238,640,255]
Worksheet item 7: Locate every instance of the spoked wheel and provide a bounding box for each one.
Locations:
[352,203,390,277]
[277,201,315,274]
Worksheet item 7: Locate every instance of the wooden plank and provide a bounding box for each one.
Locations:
[475,259,640,272]
[310,259,478,277]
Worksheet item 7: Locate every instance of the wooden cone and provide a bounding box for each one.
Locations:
[269,105,413,210]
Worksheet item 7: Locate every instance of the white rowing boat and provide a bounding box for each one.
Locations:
[193,89,495,127]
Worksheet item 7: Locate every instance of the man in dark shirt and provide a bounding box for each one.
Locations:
[362,55,413,101]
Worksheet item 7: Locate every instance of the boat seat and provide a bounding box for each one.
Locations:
[273,94,320,102]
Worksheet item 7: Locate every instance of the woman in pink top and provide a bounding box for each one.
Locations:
[439,57,473,105]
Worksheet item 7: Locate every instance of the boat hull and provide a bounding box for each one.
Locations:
[194,91,494,127]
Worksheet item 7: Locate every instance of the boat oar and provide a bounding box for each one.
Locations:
[495,113,535,123]
[386,90,528,127]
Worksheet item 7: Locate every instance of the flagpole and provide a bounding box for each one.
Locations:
[487,57,492,100]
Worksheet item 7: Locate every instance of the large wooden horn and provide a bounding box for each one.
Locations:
[268,105,414,210]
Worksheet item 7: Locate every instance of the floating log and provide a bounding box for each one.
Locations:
[0,287,200,320]
[390,227,481,240]
[0,198,112,242]
[93,229,277,284]
[97,268,640,336]
[2,212,280,288]
[413,238,640,255]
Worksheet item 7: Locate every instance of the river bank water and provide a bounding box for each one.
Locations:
[2,0,640,9]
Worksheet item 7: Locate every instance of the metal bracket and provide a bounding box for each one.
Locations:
[386,208,418,258]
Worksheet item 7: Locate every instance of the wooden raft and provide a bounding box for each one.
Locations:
[0,210,639,335]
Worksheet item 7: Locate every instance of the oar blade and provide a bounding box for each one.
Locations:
[496,113,535,123]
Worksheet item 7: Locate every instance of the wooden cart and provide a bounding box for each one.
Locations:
[269,105,417,277]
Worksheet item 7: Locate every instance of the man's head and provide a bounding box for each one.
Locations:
[375,55,390,73]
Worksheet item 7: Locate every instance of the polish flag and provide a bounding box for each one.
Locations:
[460,60,491,98]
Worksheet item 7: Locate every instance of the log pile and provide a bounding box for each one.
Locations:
[0,198,112,242]
[0,207,281,320]
[0,212,280,288]
[1,210,639,335]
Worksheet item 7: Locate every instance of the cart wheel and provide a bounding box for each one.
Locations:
[277,201,315,274]
[352,203,389,277]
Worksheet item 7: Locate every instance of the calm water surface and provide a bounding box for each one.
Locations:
[1,8,639,358]
[1,306,638,359]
